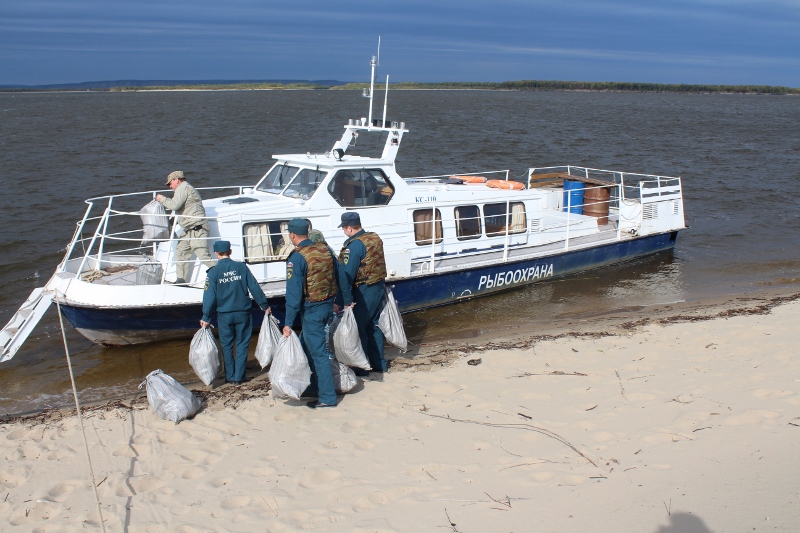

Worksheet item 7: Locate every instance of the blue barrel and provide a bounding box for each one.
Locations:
[563,180,584,214]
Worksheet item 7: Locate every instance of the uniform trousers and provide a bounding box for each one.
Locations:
[217,310,252,382]
[176,227,215,282]
[353,281,387,372]
[299,300,337,405]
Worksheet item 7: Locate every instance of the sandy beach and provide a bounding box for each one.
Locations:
[2,293,799,532]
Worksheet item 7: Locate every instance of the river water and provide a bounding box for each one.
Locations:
[1,90,799,415]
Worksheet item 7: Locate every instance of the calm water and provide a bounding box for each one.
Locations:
[1,90,799,414]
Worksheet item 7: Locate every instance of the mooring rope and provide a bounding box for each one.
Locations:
[55,295,108,532]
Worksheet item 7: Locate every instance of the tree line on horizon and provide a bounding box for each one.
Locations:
[2,80,797,95]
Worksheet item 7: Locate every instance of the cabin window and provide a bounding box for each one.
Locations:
[328,168,394,207]
[413,209,443,245]
[242,219,311,264]
[484,202,527,237]
[454,205,482,240]
[283,168,327,200]
[256,163,300,194]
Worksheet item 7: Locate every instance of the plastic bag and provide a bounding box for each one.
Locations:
[140,199,169,243]
[189,327,220,386]
[268,331,312,400]
[331,358,358,394]
[333,307,370,370]
[378,285,408,352]
[255,315,281,369]
[139,369,201,424]
[135,260,164,285]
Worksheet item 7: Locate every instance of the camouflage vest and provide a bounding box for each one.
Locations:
[340,231,387,286]
[295,242,338,302]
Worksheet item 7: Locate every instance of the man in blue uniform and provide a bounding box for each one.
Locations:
[200,240,269,385]
[282,219,339,408]
[337,212,388,376]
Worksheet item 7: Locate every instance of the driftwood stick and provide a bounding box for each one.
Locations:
[411,408,597,467]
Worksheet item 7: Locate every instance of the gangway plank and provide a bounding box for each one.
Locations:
[0,287,53,362]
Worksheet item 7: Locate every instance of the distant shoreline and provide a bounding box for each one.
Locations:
[1,80,798,95]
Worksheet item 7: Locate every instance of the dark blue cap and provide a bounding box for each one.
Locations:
[287,218,309,235]
[338,212,361,228]
[213,240,231,253]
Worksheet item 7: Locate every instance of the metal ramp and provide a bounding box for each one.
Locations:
[0,287,53,363]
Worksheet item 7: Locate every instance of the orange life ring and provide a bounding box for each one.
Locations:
[451,175,487,183]
[486,179,524,190]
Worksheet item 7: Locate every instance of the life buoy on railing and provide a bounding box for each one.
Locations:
[486,179,525,190]
[451,175,487,183]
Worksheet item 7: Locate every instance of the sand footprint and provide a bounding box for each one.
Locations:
[341,420,366,433]
[45,481,77,502]
[220,496,251,510]
[181,466,209,480]
[274,411,300,422]
[355,441,375,451]
[725,410,781,426]
[128,472,174,494]
[5,427,30,441]
[208,476,235,488]
[351,485,418,512]
[157,429,191,444]
[298,469,341,489]
[1,465,31,489]
[46,449,75,462]
[111,444,137,457]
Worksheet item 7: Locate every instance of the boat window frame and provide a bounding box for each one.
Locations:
[327,167,395,208]
[454,205,482,240]
[242,218,312,264]
[282,166,328,200]
[483,202,527,237]
[412,208,443,246]
[255,162,301,194]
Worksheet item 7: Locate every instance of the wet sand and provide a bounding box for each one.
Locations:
[1,290,799,531]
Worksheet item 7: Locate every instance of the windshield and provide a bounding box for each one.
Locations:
[283,168,327,200]
[256,163,300,194]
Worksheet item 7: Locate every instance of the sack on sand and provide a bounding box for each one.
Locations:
[140,199,169,243]
[331,358,358,393]
[135,260,164,285]
[333,307,370,370]
[139,369,201,424]
[189,327,220,386]
[269,331,311,400]
[378,285,407,352]
[255,315,282,369]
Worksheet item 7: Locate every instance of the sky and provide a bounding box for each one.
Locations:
[1,0,798,86]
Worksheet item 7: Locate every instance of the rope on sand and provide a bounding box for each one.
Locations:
[55,295,108,532]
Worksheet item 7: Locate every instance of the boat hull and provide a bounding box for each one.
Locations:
[60,231,678,346]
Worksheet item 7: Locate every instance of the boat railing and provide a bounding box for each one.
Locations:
[405,170,511,182]
[63,174,682,286]
[61,185,253,279]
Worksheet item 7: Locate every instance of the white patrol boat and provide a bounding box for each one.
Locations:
[0,52,686,361]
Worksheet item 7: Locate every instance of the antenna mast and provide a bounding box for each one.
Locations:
[367,36,380,127]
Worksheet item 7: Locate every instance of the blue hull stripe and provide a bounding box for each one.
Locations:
[60,232,677,340]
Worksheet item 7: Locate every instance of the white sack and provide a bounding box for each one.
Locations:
[378,285,408,352]
[189,327,220,386]
[140,199,169,243]
[331,359,358,393]
[332,307,370,370]
[255,314,282,369]
[135,260,163,285]
[269,331,311,400]
[139,369,201,424]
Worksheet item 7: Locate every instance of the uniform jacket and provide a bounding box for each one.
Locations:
[284,239,340,327]
[158,181,209,231]
[202,258,269,322]
[338,230,387,305]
